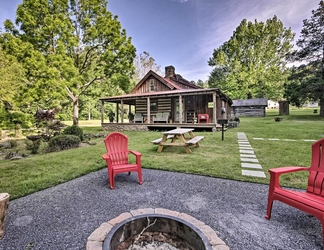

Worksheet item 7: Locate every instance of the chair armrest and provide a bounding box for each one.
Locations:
[129,150,142,157]
[102,153,113,166]
[102,153,110,160]
[269,166,309,189]
[269,166,309,174]
[129,150,142,165]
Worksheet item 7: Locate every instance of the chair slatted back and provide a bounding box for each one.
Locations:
[307,139,324,195]
[104,132,129,166]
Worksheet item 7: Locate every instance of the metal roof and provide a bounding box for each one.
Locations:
[232,98,268,107]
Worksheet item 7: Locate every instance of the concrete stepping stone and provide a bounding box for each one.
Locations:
[240,154,257,158]
[240,148,253,152]
[241,163,262,169]
[241,158,259,163]
[252,138,316,142]
[240,149,254,154]
[237,133,247,140]
[242,170,266,178]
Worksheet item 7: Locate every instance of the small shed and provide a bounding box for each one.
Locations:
[279,100,289,115]
[231,98,268,117]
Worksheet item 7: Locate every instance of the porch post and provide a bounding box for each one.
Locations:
[213,92,217,123]
[101,100,104,124]
[179,95,183,123]
[116,103,119,123]
[120,100,124,123]
[147,97,151,123]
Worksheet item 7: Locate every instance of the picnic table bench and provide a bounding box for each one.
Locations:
[265,138,324,247]
[151,135,174,144]
[185,136,204,145]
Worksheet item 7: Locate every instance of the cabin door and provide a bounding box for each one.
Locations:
[173,99,185,123]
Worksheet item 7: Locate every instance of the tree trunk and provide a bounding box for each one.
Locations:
[320,98,324,116]
[73,98,79,126]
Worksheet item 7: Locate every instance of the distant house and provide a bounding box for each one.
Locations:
[99,65,233,131]
[267,100,279,109]
[303,101,319,108]
[231,98,268,117]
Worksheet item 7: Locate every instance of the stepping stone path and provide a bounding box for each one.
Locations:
[253,138,317,142]
[237,132,266,178]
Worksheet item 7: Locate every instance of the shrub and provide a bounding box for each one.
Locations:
[48,134,81,152]
[63,125,84,141]
[26,139,41,154]
[8,139,18,148]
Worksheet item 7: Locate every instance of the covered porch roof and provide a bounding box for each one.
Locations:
[99,88,233,105]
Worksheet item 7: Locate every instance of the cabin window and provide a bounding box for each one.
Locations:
[150,100,157,111]
[149,79,155,91]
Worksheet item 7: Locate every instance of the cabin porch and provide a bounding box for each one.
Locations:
[101,122,225,132]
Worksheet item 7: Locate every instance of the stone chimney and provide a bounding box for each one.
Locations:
[165,65,175,78]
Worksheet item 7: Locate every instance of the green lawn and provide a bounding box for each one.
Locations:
[1,107,323,200]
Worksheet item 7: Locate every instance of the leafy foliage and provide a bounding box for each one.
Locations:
[286,1,324,115]
[208,16,294,100]
[0,45,25,110]
[1,0,136,125]
[0,110,33,130]
[48,134,81,152]
[26,139,42,154]
[284,65,321,108]
[63,125,84,141]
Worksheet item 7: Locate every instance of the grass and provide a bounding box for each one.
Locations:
[1,108,323,200]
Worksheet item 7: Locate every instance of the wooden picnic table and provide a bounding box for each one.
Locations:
[151,128,204,153]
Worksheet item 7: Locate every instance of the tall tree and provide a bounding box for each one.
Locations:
[284,66,313,108]
[133,51,162,83]
[287,1,324,115]
[0,45,25,111]
[0,45,26,134]
[208,16,295,100]
[1,0,136,125]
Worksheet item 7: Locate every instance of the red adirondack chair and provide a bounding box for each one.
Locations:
[265,138,324,246]
[102,132,143,189]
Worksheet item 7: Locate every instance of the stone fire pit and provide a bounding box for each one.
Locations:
[86,208,229,250]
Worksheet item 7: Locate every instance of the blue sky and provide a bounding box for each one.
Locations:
[0,0,320,82]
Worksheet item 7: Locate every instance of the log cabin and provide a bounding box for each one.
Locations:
[100,66,233,132]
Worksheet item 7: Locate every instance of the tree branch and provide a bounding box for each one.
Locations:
[79,44,103,75]
[65,86,76,101]
[79,77,101,96]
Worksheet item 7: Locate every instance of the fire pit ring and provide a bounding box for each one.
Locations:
[104,214,211,249]
[86,208,229,250]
